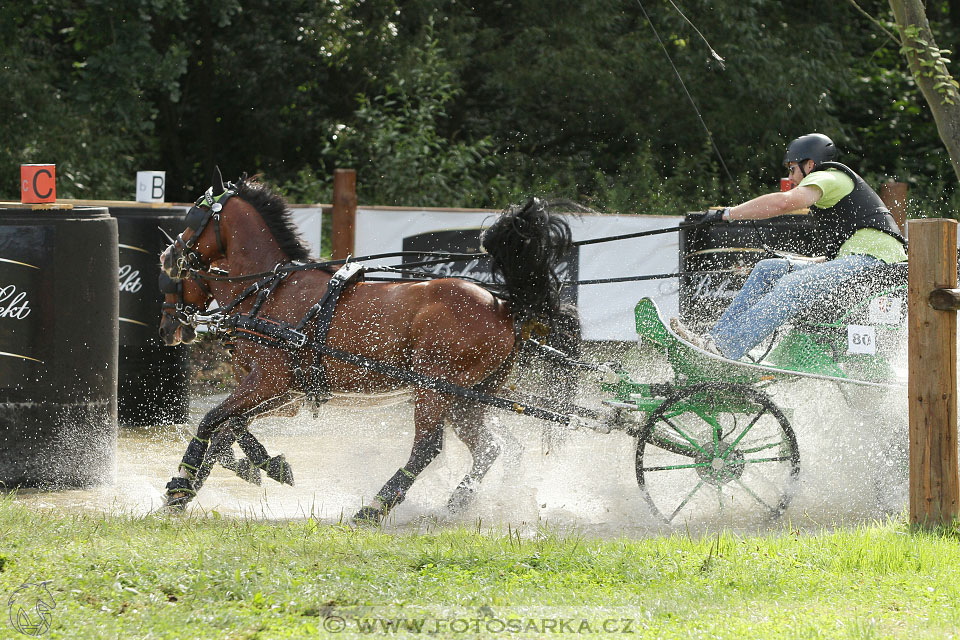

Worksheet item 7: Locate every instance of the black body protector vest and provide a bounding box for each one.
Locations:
[807,162,906,259]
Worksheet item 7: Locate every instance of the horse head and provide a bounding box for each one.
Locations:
[160,175,311,280]
[160,184,237,279]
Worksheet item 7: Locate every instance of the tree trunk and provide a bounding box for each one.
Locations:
[890,0,960,182]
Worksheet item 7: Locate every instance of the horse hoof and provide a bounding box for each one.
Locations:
[233,458,263,486]
[265,454,294,486]
[353,506,384,526]
[446,486,476,515]
[447,477,478,514]
[163,477,195,511]
[163,492,190,512]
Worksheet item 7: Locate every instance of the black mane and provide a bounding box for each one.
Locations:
[233,177,313,261]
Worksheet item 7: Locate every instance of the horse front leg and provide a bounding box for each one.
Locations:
[163,366,293,510]
[190,391,304,489]
[190,426,243,491]
[232,420,294,486]
[163,403,237,510]
[188,419,270,490]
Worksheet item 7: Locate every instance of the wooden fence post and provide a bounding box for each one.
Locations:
[332,169,357,260]
[908,218,959,529]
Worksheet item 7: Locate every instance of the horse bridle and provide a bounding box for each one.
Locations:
[159,270,218,328]
[167,186,236,279]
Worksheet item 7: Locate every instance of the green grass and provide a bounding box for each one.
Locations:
[1,497,959,639]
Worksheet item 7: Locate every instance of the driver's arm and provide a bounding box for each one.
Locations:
[727,185,821,221]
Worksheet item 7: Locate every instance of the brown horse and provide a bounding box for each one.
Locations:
[159,176,575,523]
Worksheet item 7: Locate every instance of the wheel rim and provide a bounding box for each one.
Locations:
[635,382,800,525]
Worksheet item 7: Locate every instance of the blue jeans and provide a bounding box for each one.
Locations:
[709,254,883,360]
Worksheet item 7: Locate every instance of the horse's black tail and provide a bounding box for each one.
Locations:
[480,197,575,327]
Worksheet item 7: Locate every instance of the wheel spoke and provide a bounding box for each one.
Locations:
[719,406,768,458]
[738,440,784,455]
[742,456,792,464]
[668,479,706,523]
[642,462,714,472]
[661,417,711,458]
[732,476,780,515]
[712,417,721,456]
[647,432,700,458]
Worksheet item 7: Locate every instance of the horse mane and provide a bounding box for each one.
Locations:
[233,177,313,262]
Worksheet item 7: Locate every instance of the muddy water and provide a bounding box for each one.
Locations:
[11,371,908,537]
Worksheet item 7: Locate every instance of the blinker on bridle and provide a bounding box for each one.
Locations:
[168,186,235,278]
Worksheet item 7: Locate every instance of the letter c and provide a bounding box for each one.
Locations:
[33,169,53,199]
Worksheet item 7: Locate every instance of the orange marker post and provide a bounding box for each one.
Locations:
[21,164,56,203]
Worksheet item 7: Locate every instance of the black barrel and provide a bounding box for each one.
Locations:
[0,205,118,488]
[679,212,813,329]
[110,206,189,426]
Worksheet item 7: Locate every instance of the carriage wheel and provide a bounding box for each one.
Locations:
[635,382,800,526]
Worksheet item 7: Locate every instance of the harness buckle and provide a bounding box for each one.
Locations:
[287,329,309,349]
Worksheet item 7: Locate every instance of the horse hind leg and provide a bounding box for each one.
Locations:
[354,424,444,525]
[447,400,502,515]
[354,389,453,525]
[446,357,516,515]
[354,356,512,525]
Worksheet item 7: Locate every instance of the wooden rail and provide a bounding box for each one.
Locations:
[908,218,959,528]
[929,287,960,311]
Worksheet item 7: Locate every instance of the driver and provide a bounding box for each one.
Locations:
[670,133,907,360]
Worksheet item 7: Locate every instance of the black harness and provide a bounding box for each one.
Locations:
[159,270,219,326]
[166,260,596,425]
[222,263,366,402]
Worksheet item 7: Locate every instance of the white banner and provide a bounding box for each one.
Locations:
[290,207,324,256]
[354,207,683,340]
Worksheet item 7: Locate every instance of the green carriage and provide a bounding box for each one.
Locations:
[600,261,907,524]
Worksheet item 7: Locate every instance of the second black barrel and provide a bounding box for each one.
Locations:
[111,206,189,426]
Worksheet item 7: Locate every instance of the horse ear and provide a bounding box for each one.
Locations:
[212,166,225,193]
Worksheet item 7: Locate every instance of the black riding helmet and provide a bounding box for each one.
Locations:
[784,133,837,177]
